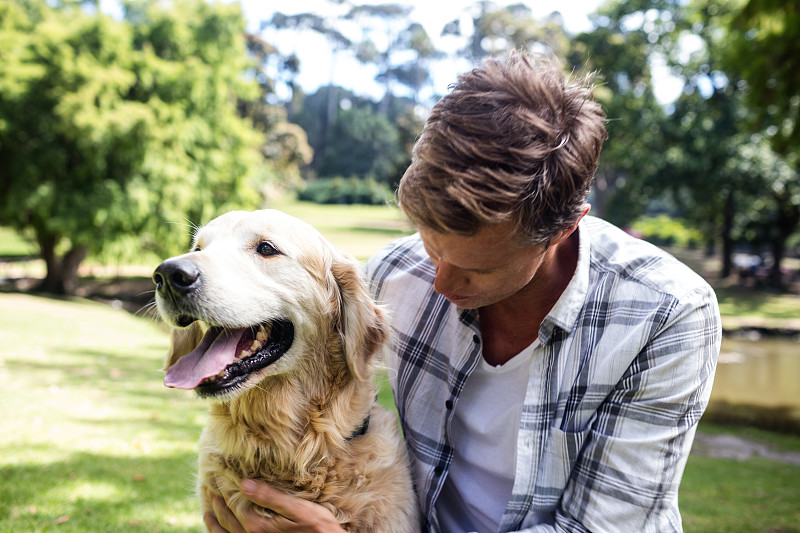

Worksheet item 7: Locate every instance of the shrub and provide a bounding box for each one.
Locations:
[630,215,704,248]
[297,177,392,205]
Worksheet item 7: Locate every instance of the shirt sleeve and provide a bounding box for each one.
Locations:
[516,286,720,533]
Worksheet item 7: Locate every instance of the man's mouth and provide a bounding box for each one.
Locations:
[164,319,294,397]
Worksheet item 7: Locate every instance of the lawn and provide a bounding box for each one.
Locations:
[268,197,414,261]
[682,453,800,532]
[0,293,207,532]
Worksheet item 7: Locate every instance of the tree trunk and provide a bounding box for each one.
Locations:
[720,187,735,278]
[768,238,785,288]
[36,233,88,295]
[768,202,800,288]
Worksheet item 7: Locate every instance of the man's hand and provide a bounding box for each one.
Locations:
[203,479,347,533]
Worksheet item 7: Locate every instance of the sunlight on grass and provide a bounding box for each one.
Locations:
[715,286,800,321]
[269,197,415,260]
[0,226,36,256]
[0,293,207,532]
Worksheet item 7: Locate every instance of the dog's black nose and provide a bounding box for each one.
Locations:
[154,259,201,295]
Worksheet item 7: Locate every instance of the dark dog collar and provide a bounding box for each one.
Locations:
[345,407,371,441]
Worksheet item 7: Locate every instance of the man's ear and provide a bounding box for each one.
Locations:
[329,255,389,382]
[164,321,206,370]
[552,205,590,246]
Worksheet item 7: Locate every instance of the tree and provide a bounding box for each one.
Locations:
[567,2,669,225]
[0,0,308,294]
[723,0,800,285]
[725,0,800,156]
[316,105,405,183]
[443,2,571,64]
[646,0,799,284]
[292,86,409,185]
[734,138,799,286]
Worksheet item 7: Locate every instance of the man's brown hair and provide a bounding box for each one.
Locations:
[398,51,607,246]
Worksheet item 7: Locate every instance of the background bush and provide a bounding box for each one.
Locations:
[631,215,705,248]
[297,177,392,205]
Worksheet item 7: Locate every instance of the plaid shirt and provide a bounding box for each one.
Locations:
[365,216,720,533]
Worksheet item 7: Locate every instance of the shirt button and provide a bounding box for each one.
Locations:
[472,334,480,343]
[445,400,453,409]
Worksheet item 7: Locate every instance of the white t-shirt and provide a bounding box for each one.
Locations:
[437,339,539,533]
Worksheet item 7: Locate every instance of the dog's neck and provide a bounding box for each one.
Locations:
[206,371,375,493]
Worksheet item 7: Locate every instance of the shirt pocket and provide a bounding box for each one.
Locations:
[531,426,591,511]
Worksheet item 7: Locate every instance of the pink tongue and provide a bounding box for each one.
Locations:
[164,328,246,389]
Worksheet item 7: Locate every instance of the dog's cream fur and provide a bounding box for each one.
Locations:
[155,209,418,532]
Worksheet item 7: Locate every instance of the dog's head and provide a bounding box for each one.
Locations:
[153,209,387,400]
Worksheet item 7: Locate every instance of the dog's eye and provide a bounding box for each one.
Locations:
[256,241,280,257]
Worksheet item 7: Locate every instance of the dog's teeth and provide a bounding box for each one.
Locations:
[250,340,260,351]
[239,350,249,359]
[256,326,267,341]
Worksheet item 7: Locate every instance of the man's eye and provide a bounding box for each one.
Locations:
[256,241,280,257]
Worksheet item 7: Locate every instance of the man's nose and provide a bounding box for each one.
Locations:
[433,261,466,295]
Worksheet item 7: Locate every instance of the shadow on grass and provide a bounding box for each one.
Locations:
[0,448,203,532]
[340,225,409,236]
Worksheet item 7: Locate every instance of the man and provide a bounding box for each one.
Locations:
[206,52,720,533]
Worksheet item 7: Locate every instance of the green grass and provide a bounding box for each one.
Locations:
[714,286,800,321]
[681,455,800,532]
[0,293,207,532]
[0,227,37,257]
[681,422,800,531]
[1,202,799,530]
[268,197,414,261]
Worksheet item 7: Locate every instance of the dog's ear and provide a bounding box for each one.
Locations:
[330,255,389,382]
[164,321,206,370]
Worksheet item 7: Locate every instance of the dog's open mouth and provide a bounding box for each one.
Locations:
[165,319,294,396]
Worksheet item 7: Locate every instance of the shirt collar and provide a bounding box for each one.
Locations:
[539,218,590,341]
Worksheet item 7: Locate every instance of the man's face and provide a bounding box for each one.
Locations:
[418,222,548,309]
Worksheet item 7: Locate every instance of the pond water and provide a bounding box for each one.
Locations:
[711,336,800,412]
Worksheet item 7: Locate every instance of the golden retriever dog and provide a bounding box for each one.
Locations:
[153,209,418,532]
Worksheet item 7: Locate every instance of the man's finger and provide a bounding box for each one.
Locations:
[203,511,229,533]
[210,492,247,533]
[241,480,320,522]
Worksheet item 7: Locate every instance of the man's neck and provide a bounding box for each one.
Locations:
[478,230,580,365]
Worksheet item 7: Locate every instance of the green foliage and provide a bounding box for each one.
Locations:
[291,87,412,186]
[465,3,572,61]
[631,215,705,247]
[724,0,800,157]
[297,177,392,205]
[316,106,405,184]
[568,4,669,227]
[0,0,309,293]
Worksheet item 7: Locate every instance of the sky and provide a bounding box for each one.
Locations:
[99,0,683,104]
[234,0,616,103]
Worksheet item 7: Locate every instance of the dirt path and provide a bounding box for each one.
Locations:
[692,432,800,465]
